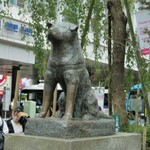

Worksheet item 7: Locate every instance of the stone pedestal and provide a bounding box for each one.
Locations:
[25,118,115,138]
[4,132,141,150]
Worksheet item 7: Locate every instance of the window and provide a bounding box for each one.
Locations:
[17,0,24,7]
[104,93,108,108]
[9,0,17,6]
[128,90,144,113]
[9,0,28,8]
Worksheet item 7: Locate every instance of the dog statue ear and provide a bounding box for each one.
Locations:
[70,25,78,32]
[47,23,52,29]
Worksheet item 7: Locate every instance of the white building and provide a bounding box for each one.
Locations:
[0,0,35,102]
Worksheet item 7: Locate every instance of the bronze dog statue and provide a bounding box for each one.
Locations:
[39,22,107,120]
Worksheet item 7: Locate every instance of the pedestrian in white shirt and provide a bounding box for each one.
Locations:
[0,106,29,134]
[0,107,29,150]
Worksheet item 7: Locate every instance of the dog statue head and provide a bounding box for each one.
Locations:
[47,22,78,42]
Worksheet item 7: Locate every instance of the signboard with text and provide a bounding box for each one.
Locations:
[0,17,33,43]
[135,10,150,55]
[3,87,11,111]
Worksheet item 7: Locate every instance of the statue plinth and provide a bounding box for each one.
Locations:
[4,132,141,150]
[25,118,115,138]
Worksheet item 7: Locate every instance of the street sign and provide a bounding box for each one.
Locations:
[3,87,11,111]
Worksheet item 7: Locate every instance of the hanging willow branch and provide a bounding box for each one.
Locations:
[81,0,95,48]
[124,0,150,124]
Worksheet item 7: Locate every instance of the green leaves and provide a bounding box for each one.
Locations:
[27,0,57,79]
[28,0,107,79]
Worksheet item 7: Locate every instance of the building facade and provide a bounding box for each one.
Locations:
[0,0,35,108]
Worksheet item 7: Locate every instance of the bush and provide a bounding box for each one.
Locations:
[123,123,150,148]
[124,123,144,133]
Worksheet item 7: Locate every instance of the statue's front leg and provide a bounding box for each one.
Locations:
[63,70,79,120]
[39,70,56,118]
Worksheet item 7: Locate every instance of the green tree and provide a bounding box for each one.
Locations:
[2,0,150,126]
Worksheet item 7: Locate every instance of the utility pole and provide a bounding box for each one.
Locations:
[13,70,20,110]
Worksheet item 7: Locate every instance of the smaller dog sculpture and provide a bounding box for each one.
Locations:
[39,22,110,120]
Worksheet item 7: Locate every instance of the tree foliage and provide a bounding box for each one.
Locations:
[124,0,150,123]
[28,0,107,79]
[123,0,150,92]
[1,0,150,125]
[0,0,107,79]
[28,0,57,78]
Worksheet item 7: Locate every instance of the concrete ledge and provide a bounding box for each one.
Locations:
[4,132,141,150]
[25,118,115,138]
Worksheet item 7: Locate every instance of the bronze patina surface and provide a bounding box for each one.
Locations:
[39,22,111,120]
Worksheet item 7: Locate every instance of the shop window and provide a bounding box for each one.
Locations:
[17,0,28,9]
[9,0,17,6]
[9,0,29,9]
[104,93,108,108]
[17,0,24,7]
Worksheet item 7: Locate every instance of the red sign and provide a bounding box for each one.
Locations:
[0,90,4,96]
[0,75,7,86]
